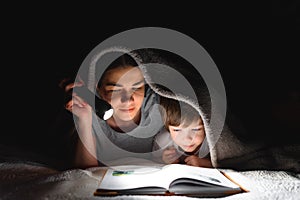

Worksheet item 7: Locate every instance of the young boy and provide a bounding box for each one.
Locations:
[153,96,212,167]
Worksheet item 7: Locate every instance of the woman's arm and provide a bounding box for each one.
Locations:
[73,116,98,169]
[63,79,99,169]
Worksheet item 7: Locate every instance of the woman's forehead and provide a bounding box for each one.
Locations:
[102,66,144,85]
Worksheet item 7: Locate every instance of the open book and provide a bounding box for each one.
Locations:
[94,164,247,197]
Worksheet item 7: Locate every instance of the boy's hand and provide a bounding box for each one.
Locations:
[184,155,212,167]
[162,147,179,164]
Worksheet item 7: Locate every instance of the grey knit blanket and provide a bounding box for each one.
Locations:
[0,160,299,200]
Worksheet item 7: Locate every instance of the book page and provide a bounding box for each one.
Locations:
[161,164,240,189]
[98,164,240,191]
[98,165,170,190]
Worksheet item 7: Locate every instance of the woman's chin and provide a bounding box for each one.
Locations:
[115,113,136,122]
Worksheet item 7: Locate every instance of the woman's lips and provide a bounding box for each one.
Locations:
[119,108,135,112]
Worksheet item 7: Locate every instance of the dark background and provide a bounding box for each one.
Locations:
[2,2,299,159]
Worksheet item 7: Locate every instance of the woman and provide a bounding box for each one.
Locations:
[64,52,164,168]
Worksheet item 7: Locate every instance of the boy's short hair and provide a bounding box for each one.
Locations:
[160,96,202,130]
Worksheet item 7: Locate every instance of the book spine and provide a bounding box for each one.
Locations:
[221,172,249,192]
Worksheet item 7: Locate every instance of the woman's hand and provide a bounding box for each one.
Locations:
[60,77,93,122]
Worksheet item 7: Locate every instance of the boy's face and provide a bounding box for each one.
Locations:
[99,66,145,122]
[168,119,205,152]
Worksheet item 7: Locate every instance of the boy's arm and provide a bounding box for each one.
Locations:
[162,147,180,164]
[184,155,213,168]
[151,137,165,164]
[151,129,173,164]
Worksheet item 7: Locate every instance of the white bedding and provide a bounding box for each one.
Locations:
[1,161,299,200]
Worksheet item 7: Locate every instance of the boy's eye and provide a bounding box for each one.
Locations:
[192,127,203,132]
[192,128,201,131]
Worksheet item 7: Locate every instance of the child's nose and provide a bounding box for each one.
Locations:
[182,131,193,141]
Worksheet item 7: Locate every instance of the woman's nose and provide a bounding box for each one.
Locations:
[121,91,133,102]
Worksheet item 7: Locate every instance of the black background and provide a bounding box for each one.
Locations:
[2,2,299,156]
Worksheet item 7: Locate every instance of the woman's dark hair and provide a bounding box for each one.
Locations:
[97,53,139,88]
[107,53,139,70]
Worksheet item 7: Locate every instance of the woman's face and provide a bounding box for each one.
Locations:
[168,118,205,152]
[99,66,145,122]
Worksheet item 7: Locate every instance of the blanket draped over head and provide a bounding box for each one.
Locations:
[79,47,299,172]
